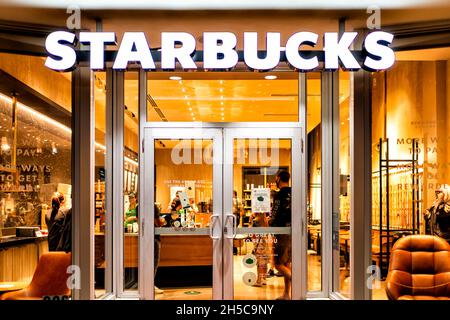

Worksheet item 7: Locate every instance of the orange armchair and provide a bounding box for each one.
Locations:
[385,235,450,300]
[0,252,72,300]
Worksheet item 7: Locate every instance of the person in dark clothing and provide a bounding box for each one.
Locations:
[57,208,72,252]
[425,185,450,242]
[45,192,71,252]
[163,198,182,227]
[269,170,292,300]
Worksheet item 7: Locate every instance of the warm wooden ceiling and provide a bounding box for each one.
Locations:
[94,71,350,149]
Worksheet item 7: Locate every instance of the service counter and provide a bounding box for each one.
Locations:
[95,232,213,268]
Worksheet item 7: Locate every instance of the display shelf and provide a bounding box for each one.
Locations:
[372,138,422,277]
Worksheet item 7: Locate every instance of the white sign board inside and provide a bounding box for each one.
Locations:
[251,188,271,213]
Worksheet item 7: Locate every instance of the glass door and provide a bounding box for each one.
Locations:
[141,126,305,300]
[141,127,223,300]
[223,127,305,300]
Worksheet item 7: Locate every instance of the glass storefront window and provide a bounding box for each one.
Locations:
[332,71,351,298]
[306,72,322,292]
[371,47,450,300]
[0,53,72,296]
[147,72,298,122]
[153,138,214,300]
[123,72,139,292]
[338,71,351,298]
[94,71,107,297]
[232,138,292,300]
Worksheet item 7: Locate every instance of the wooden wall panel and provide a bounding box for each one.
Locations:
[0,241,47,283]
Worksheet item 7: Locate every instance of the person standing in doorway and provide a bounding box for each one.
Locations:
[269,171,292,300]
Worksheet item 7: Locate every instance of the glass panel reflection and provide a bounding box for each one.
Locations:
[154,139,213,300]
[232,138,292,300]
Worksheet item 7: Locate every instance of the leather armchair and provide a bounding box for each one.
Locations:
[0,252,72,300]
[385,235,450,300]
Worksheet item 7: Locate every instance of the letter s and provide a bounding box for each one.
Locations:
[45,31,77,71]
[363,31,395,71]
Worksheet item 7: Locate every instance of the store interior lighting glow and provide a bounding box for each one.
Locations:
[264,75,277,80]
[51,141,58,154]
[169,76,182,81]
[1,136,10,152]
[0,93,71,135]
[95,142,138,166]
[0,92,138,166]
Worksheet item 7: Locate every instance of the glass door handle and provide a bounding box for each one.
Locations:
[209,214,221,240]
[224,214,237,239]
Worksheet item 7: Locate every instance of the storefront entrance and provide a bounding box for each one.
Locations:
[141,125,305,300]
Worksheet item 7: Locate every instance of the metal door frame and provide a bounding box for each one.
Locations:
[140,124,306,300]
[222,127,306,300]
[141,127,223,300]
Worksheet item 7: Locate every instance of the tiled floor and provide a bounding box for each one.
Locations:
[155,252,388,300]
[98,251,388,300]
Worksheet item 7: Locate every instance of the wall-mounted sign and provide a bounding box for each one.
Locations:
[44,31,395,72]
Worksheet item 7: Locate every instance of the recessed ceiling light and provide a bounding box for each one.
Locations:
[265,75,277,80]
[220,107,224,111]
[219,88,223,93]
[191,113,195,116]
[169,76,182,81]
[219,80,223,85]
[192,117,196,121]
[220,101,224,106]
[187,101,191,106]
[182,88,186,92]
[184,95,188,99]
[189,107,192,111]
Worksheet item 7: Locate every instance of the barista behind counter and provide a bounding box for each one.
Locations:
[161,196,210,228]
[123,192,208,232]
[123,194,189,230]
[115,197,213,269]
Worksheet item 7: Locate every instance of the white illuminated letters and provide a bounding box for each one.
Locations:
[244,32,281,70]
[79,32,116,70]
[44,30,396,72]
[324,32,360,70]
[363,31,395,71]
[203,32,238,70]
[161,32,197,70]
[113,32,155,70]
[285,32,319,71]
[44,31,76,71]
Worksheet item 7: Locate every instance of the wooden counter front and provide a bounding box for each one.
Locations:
[158,235,212,267]
[96,233,213,268]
